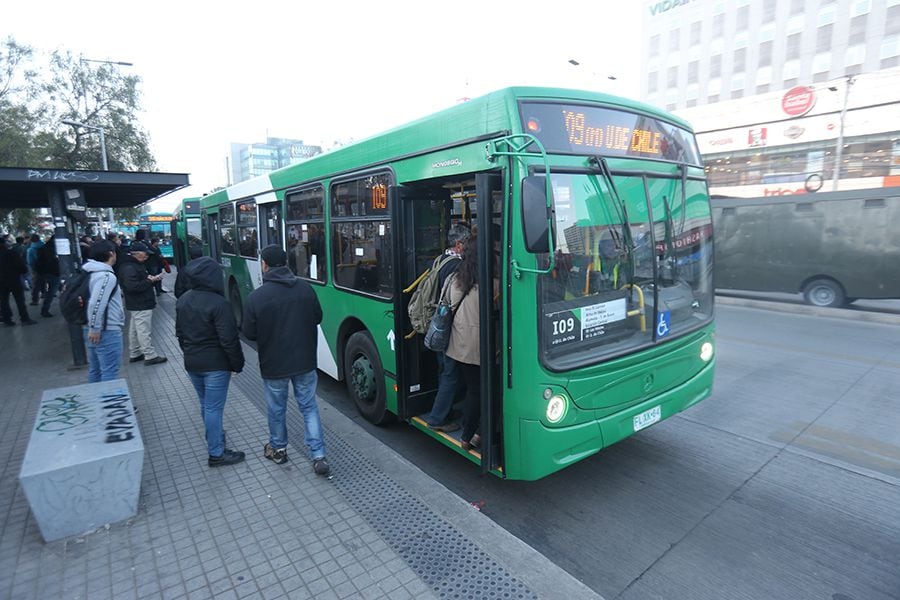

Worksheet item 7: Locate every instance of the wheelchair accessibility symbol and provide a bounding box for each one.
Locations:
[656,311,671,338]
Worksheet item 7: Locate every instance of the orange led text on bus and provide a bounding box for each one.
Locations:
[562,110,661,155]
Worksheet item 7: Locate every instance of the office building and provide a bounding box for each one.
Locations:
[230,137,322,184]
[641,0,900,196]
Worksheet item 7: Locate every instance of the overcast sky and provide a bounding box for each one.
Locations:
[4,1,642,213]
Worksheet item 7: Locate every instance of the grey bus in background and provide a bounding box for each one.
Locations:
[712,187,900,307]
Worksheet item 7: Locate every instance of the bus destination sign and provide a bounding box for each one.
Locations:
[519,102,703,166]
[543,297,627,348]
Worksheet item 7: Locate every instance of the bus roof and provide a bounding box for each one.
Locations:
[202,86,696,208]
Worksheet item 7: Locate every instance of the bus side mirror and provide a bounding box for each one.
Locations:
[522,176,555,254]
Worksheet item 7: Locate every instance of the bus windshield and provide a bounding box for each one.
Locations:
[538,171,713,370]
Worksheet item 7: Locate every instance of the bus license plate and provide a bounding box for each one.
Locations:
[633,406,661,432]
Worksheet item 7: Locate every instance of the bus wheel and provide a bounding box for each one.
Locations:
[344,331,391,425]
[803,278,845,308]
[229,283,243,328]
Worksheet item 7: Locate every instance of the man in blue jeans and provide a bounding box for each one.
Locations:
[175,257,246,467]
[243,245,329,476]
[83,241,124,382]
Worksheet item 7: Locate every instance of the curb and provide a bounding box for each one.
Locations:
[716,295,900,326]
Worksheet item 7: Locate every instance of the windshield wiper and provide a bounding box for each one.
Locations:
[588,156,635,286]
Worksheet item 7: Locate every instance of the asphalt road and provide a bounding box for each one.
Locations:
[316,300,900,600]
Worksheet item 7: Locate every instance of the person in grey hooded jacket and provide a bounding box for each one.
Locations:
[83,241,125,382]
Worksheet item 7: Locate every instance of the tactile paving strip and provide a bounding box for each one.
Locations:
[229,373,536,599]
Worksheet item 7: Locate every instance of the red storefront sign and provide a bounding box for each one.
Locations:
[781,86,816,117]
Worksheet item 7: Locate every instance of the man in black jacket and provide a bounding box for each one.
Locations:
[0,238,37,326]
[176,257,246,467]
[243,245,329,475]
[119,241,166,365]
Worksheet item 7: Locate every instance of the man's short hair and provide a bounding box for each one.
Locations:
[30,233,40,242]
[90,240,117,262]
[447,223,471,246]
[260,244,287,267]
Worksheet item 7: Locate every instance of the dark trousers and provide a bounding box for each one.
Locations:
[458,361,482,442]
[69,321,88,366]
[0,284,30,322]
[40,275,59,315]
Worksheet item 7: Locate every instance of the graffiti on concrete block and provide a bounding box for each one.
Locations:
[36,394,91,432]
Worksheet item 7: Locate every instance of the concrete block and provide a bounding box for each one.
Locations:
[19,379,143,542]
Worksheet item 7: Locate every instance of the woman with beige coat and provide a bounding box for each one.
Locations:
[445,235,484,451]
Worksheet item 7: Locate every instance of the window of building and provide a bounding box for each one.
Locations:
[285,186,326,283]
[669,30,680,52]
[759,41,773,66]
[849,14,868,44]
[813,52,832,74]
[760,22,776,43]
[790,0,804,14]
[881,34,900,68]
[762,0,777,21]
[686,83,699,101]
[756,84,771,94]
[783,58,800,87]
[713,14,724,38]
[845,43,866,68]
[665,88,678,111]
[650,34,660,57]
[730,73,745,92]
[785,33,802,61]
[818,5,836,25]
[756,65,773,86]
[737,6,749,30]
[690,22,701,46]
[667,66,678,87]
[687,61,699,83]
[817,25,834,53]
[735,31,749,49]
[648,72,658,93]
[889,5,900,35]
[709,54,722,77]
[851,0,870,17]
[219,202,236,255]
[787,15,805,35]
[708,77,722,97]
[734,48,747,73]
[331,173,393,298]
[237,200,258,259]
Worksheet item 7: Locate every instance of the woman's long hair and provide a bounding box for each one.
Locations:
[455,234,478,295]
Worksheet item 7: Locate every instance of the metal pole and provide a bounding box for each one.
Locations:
[831,76,855,191]
[98,128,109,171]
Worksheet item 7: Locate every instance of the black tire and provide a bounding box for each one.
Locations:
[344,331,392,425]
[803,278,845,308]
[229,282,243,328]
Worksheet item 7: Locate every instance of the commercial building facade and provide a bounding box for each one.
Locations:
[641,0,900,196]
[230,137,322,184]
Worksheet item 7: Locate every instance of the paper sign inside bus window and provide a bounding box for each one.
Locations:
[544,298,627,347]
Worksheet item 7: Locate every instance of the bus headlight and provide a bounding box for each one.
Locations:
[546,394,568,423]
[700,341,714,362]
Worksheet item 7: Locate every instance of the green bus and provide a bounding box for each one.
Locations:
[138,212,174,258]
[199,87,716,480]
[169,197,203,270]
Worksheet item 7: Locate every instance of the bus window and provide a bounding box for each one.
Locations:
[286,187,326,283]
[331,174,393,298]
[219,203,236,255]
[237,200,258,258]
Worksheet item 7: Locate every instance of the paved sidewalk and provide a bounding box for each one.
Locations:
[0,277,601,600]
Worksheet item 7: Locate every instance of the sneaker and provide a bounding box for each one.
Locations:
[427,420,460,433]
[144,356,168,366]
[20,319,37,326]
[264,443,288,464]
[313,458,331,476]
[129,355,145,363]
[208,449,245,467]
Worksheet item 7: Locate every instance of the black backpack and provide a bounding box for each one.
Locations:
[60,271,117,326]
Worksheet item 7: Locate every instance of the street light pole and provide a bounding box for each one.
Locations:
[567,59,617,89]
[831,75,855,191]
[61,119,108,171]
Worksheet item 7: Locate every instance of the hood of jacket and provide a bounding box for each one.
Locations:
[262,265,298,287]
[82,259,115,275]
[183,256,225,295]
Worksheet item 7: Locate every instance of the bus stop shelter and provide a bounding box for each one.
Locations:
[0,166,189,277]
